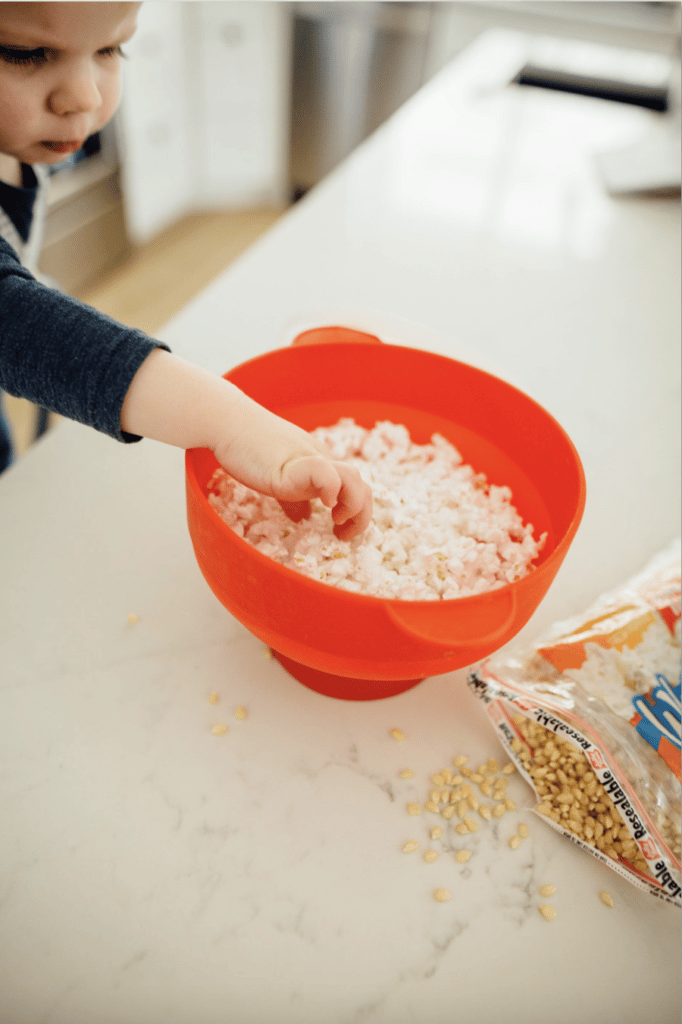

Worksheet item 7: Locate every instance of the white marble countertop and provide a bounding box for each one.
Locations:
[1,30,680,1024]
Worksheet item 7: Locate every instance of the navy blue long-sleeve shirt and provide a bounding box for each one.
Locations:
[0,162,169,472]
[0,236,166,443]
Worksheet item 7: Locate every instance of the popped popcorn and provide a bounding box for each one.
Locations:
[208,419,546,601]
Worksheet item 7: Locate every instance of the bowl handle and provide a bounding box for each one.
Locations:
[291,326,383,347]
[385,590,518,650]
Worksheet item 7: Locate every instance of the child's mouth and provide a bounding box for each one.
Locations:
[42,140,82,154]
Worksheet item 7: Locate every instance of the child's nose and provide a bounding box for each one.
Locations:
[48,65,101,117]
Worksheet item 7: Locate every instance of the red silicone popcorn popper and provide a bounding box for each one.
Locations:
[186,326,586,700]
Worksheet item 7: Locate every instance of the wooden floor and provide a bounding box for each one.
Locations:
[4,205,286,458]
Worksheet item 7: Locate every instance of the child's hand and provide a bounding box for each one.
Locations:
[209,383,373,540]
[120,351,373,539]
[275,455,373,541]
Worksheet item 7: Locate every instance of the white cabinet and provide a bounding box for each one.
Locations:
[117,2,291,244]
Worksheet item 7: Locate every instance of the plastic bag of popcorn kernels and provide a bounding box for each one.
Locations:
[469,540,681,906]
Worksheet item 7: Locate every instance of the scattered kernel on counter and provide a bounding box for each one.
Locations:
[407,802,421,816]
[390,729,405,742]
[403,840,419,853]
[453,755,468,767]
[207,692,219,705]
[211,723,227,736]
[464,817,479,833]
[539,885,556,897]
[431,773,445,786]
[433,888,452,902]
[518,822,530,839]
[492,803,507,818]
[479,805,492,821]
[234,706,247,720]
[127,612,138,625]
[263,647,273,659]
[538,904,557,921]
[599,890,614,908]
[425,801,440,813]
[424,850,438,863]
[455,850,472,864]
[501,762,516,774]
[441,805,455,820]
[455,823,469,835]
[399,769,414,780]
[505,798,517,812]
[509,835,521,850]
[430,826,443,840]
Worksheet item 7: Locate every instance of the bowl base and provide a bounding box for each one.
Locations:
[271,651,424,701]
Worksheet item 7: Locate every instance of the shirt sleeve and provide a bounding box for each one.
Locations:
[0,237,170,444]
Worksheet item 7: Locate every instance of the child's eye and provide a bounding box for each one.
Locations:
[0,45,48,67]
[97,45,126,59]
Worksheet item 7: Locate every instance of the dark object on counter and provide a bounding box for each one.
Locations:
[513,64,669,112]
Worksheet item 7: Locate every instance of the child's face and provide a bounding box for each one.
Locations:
[0,2,140,166]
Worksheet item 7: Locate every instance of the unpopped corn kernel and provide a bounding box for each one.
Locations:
[127,612,138,625]
[402,840,419,853]
[407,802,421,816]
[399,769,414,780]
[424,850,438,863]
[211,723,227,736]
[455,850,472,863]
[599,890,614,908]
[390,729,405,741]
[538,904,557,921]
[207,692,219,705]
[234,706,247,720]
[433,888,452,902]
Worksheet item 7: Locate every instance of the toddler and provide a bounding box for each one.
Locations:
[0,1,372,540]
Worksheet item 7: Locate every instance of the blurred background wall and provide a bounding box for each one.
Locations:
[38,0,680,294]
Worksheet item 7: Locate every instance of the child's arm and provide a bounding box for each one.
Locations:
[120,348,372,540]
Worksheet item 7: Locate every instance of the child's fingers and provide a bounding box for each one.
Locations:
[278,457,372,538]
[329,465,373,540]
[278,456,342,506]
